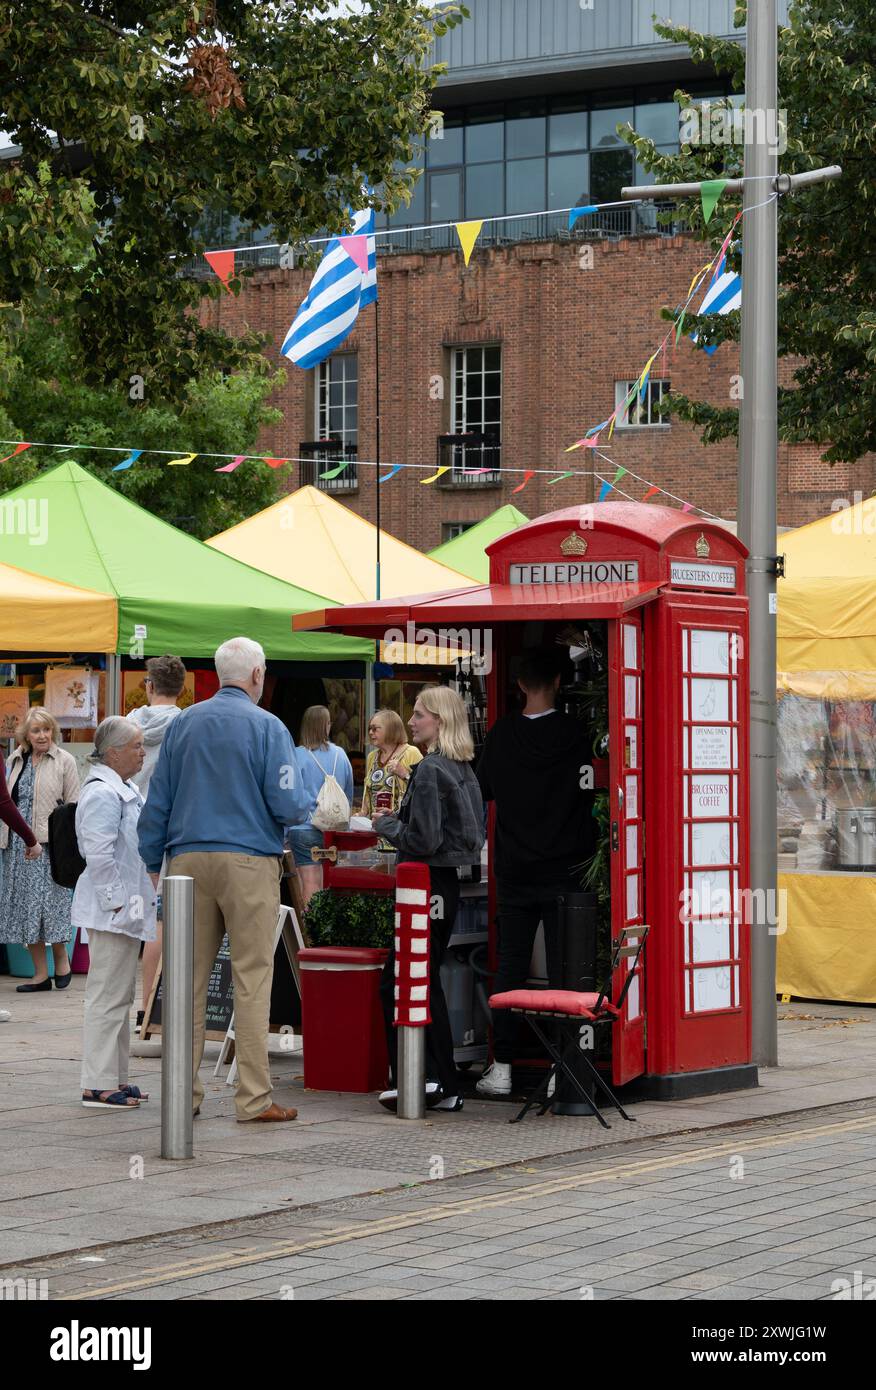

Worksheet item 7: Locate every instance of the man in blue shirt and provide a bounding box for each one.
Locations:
[139,636,308,1123]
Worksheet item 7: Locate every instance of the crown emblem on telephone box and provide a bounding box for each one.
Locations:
[560,533,588,556]
[695,533,710,559]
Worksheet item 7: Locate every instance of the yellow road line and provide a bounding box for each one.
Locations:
[72,1111,876,1299]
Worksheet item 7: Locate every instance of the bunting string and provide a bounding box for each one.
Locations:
[0,438,728,521]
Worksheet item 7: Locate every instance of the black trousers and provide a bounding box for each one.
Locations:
[491,877,577,1064]
[380,865,460,1096]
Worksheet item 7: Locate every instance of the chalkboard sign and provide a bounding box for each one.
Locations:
[143,920,302,1041]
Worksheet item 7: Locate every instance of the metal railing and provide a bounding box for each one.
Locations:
[298,441,358,492]
[178,205,687,278]
[437,434,501,487]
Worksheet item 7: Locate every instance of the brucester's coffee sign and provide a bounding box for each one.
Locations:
[509,560,640,585]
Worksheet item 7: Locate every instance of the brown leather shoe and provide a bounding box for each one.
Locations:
[238,1102,298,1123]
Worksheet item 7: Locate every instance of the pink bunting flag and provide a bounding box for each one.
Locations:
[338,236,368,274]
[0,442,31,463]
[204,250,235,289]
[512,470,535,494]
[681,502,694,513]
[215,455,247,473]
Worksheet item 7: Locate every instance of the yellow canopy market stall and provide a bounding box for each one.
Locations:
[776,497,876,1003]
[0,561,118,653]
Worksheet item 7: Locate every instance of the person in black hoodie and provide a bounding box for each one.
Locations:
[476,647,595,1096]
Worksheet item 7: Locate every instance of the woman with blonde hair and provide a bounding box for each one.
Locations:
[287,704,354,908]
[372,686,484,1114]
[362,707,422,846]
[0,708,80,992]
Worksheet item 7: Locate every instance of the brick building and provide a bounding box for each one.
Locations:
[200,0,874,551]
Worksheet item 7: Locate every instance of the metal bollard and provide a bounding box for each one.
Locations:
[394,862,431,1120]
[161,875,194,1160]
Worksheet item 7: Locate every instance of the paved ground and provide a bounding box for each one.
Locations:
[3,1101,876,1301]
[1,971,875,1272]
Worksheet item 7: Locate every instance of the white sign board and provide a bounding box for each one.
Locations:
[670,561,736,590]
[509,561,640,585]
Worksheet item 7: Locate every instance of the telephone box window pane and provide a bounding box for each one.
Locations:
[626,971,640,1020]
[691,775,730,817]
[692,821,731,867]
[683,680,688,720]
[626,874,638,919]
[691,725,731,768]
[683,727,689,766]
[625,675,637,717]
[625,774,638,817]
[690,629,729,673]
[692,919,731,963]
[623,623,637,667]
[732,680,738,721]
[625,725,638,768]
[693,966,732,1011]
[732,728,738,766]
[691,678,728,722]
[692,869,730,916]
[626,824,638,869]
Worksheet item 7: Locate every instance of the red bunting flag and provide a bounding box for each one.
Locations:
[0,442,31,463]
[643,486,661,501]
[512,470,535,494]
[204,250,235,289]
[263,458,289,469]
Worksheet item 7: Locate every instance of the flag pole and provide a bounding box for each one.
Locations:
[373,291,382,601]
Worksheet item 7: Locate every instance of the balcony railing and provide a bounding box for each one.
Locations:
[437,434,501,488]
[299,441,358,493]
[178,206,687,278]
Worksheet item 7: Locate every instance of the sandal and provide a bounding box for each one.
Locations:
[82,1089,140,1109]
[118,1085,149,1101]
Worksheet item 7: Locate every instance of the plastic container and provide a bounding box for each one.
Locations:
[5,937,75,978]
[299,946,389,1093]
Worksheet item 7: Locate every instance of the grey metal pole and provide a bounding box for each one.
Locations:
[739,0,779,1068]
[161,875,194,1159]
[397,1027,425,1120]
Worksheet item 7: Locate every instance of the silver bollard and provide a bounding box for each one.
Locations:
[397,1026,425,1120]
[161,875,194,1160]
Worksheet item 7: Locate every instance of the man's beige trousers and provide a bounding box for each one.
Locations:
[169,852,281,1120]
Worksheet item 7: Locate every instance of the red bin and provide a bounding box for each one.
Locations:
[298,946,389,1093]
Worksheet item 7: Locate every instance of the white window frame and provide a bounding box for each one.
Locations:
[451,345,502,440]
[614,377,670,429]
[316,354,358,446]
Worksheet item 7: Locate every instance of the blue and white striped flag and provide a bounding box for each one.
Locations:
[281,206,377,369]
[693,252,741,356]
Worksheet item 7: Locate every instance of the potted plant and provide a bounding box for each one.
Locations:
[303,889,395,950]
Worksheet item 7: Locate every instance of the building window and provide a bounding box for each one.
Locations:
[442,522,472,542]
[316,355,358,446]
[452,345,501,440]
[615,378,670,428]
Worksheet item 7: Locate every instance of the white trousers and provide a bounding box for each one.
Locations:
[80,929,141,1093]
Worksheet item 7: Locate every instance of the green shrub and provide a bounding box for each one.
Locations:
[304,890,395,950]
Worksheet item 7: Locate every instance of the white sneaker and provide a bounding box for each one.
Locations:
[476,1061,512,1097]
[547,1072,556,1099]
[0,1009,10,1023]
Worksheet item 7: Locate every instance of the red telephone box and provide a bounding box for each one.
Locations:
[295,502,757,1099]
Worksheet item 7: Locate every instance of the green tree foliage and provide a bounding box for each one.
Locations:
[0,288,286,537]
[622,0,874,464]
[0,0,466,401]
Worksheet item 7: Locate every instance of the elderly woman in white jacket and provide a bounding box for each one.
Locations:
[75,717,157,1110]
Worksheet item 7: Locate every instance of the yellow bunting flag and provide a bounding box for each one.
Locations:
[421,466,450,484]
[455,220,483,266]
[687,262,713,298]
[167,452,196,466]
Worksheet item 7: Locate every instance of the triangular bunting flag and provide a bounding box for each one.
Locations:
[0,442,31,463]
[167,453,196,466]
[547,471,575,485]
[112,449,142,473]
[338,235,369,274]
[455,221,483,266]
[701,179,727,225]
[568,205,597,230]
[320,461,350,480]
[379,465,404,483]
[613,467,628,485]
[263,458,289,469]
[675,312,686,345]
[681,502,695,513]
[512,470,535,494]
[421,466,450,484]
[204,250,235,288]
[215,455,247,473]
[598,480,612,502]
[643,485,661,501]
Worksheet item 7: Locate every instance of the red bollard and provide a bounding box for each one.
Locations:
[394,861,431,1118]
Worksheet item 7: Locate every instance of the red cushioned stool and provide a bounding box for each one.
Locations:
[489,925,649,1127]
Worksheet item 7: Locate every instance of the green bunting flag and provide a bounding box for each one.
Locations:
[701,179,728,225]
